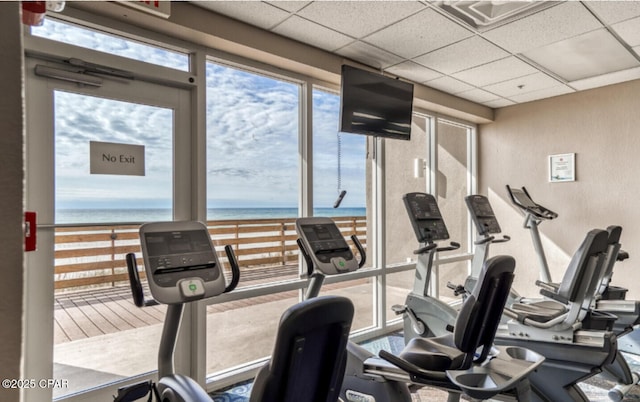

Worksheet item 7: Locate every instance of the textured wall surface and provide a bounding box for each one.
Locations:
[479,79,640,298]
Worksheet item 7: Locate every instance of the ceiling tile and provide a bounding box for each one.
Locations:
[424,76,475,94]
[190,1,640,107]
[452,56,539,87]
[385,61,442,84]
[523,29,639,82]
[193,2,290,30]
[569,66,640,91]
[483,2,603,54]
[584,1,640,25]
[266,1,311,13]
[484,98,516,108]
[483,72,563,98]
[507,85,574,103]
[336,41,405,70]
[363,8,473,59]
[612,16,640,47]
[272,15,354,52]
[413,36,509,74]
[296,1,425,39]
[457,88,500,103]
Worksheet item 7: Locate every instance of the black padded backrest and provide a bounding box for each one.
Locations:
[600,226,623,286]
[454,255,515,361]
[556,229,609,302]
[249,295,354,402]
[607,225,622,244]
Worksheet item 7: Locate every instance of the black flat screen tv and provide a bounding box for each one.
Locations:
[339,65,414,141]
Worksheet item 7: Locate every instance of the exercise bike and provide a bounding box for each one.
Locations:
[468,191,640,401]
[395,192,623,401]
[296,216,544,402]
[505,186,640,400]
[118,220,355,402]
[507,185,640,347]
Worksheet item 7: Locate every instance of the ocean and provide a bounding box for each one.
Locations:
[55,207,366,224]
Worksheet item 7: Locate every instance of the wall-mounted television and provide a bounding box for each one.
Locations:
[339,65,414,141]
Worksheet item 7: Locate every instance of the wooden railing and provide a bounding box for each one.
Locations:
[54,216,366,292]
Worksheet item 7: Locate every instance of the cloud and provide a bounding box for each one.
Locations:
[32,19,189,71]
[37,20,366,212]
[208,167,253,179]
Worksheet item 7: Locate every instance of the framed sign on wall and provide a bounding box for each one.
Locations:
[549,153,575,182]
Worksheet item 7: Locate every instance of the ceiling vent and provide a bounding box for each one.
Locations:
[435,1,560,31]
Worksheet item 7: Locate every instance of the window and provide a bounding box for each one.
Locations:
[312,88,367,214]
[313,87,372,332]
[383,114,431,317]
[205,62,302,376]
[205,61,301,287]
[31,18,189,71]
[54,91,173,224]
[434,119,474,301]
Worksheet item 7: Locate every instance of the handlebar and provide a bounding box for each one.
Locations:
[351,234,367,269]
[297,238,315,276]
[125,253,158,308]
[474,235,510,245]
[413,243,437,255]
[223,245,241,293]
[437,241,461,252]
[414,241,460,255]
[506,185,558,220]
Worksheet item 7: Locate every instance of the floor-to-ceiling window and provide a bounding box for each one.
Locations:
[383,114,431,320]
[312,87,372,333]
[204,61,303,378]
[433,118,475,302]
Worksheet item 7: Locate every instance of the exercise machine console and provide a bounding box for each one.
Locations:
[395,192,461,339]
[124,221,239,402]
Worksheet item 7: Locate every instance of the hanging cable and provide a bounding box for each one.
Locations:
[337,132,342,193]
[333,132,347,208]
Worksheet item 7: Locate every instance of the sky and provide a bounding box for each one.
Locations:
[34,18,366,212]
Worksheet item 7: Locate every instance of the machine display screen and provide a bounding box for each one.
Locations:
[145,230,213,257]
[510,189,538,209]
[143,229,218,276]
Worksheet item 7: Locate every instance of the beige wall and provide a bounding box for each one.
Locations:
[479,79,640,298]
[0,3,24,402]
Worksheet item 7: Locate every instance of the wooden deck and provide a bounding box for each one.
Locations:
[55,285,164,344]
[54,267,365,344]
[52,216,367,344]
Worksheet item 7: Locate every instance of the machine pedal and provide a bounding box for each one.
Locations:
[391,304,407,315]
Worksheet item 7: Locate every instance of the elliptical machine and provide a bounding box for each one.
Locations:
[121,221,240,402]
[392,192,463,341]
[121,220,356,402]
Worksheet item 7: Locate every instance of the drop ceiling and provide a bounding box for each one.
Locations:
[190,1,640,108]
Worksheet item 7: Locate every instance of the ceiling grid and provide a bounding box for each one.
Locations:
[192,1,640,107]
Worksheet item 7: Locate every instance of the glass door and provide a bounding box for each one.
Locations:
[24,56,191,401]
